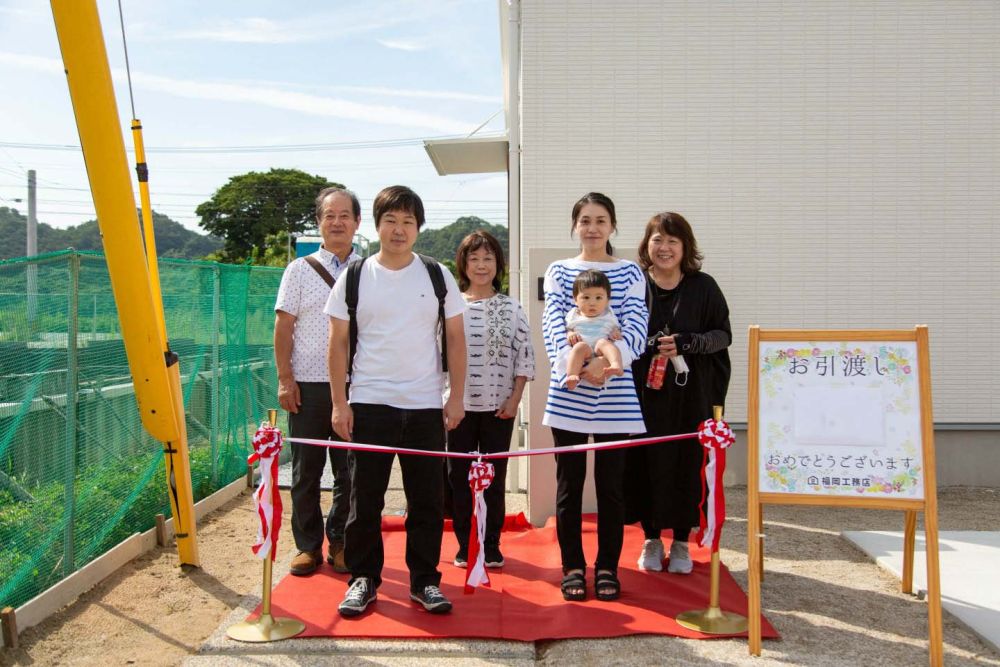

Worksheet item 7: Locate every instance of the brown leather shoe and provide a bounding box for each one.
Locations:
[289,550,322,576]
[327,540,348,573]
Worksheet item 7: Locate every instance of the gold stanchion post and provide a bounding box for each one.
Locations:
[227,409,305,642]
[675,406,749,635]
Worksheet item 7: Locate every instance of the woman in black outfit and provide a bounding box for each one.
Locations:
[625,212,732,574]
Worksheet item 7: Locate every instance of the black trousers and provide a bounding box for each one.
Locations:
[288,382,351,552]
[551,428,627,573]
[446,410,515,549]
[642,521,692,543]
[345,403,445,591]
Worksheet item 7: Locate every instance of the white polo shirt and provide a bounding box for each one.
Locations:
[324,254,465,410]
[274,246,361,382]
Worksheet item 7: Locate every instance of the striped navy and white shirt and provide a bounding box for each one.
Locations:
[542,258,648,434]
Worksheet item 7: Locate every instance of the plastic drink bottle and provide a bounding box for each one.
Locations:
[646,354,667,389]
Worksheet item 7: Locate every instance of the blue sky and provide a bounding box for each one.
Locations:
[0,0,506,244]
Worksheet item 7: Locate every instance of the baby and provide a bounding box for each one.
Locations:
[564,269,624,390]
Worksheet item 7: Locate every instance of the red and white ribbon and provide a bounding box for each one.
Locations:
[465,460,495,593]
[287,430,696,459]
[248,422,284,561]
[695,418,735,553]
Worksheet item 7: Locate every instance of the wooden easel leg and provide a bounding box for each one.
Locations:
[748,501,762,656]
[758,504,765,583]
[902,509,917,594]
[914,326,943,666]
[925,515,943,667]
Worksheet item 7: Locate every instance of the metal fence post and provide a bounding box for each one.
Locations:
[210,264,221,487]
[64,252,79,576]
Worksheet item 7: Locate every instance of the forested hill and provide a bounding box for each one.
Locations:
[368,216,509,262]
[0,207,222,261]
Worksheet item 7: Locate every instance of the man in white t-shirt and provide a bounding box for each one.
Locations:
[274,187,361,577]
[325,185,466,617]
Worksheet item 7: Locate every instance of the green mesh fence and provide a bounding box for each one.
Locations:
[0,250,285,610]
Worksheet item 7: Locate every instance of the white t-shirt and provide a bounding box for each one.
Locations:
[274,247,361,382]
[324,254,465,410]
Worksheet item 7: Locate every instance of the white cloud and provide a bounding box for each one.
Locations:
[0,4,42,20]
[330,85,499,104]
[153,1,465,45]
[376,38,426,52]
[132,72,474,134]
[206,78,501,104]
[0,51,475,134]
[0,52,62,74]
[171,18,303,45]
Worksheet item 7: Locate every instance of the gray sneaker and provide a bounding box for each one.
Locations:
[667,540,693,574]
[410,585,452,613]
[338,577,376,617]
[638,538,664,571]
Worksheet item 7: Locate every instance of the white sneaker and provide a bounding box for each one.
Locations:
[638,538,664,571]
[667,540,693,574]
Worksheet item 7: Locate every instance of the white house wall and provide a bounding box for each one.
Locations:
[519,0,1000,428]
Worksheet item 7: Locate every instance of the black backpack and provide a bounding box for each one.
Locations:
[344,254,449,376]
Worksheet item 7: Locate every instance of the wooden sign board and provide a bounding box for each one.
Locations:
[746,327,942,666]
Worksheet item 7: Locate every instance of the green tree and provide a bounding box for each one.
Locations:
[253,230,296,267]
[195,168,342,263]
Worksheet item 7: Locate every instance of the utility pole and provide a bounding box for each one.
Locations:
[26,169,38,325]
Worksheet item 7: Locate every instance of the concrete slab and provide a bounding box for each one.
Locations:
[843,530,1000,655]
[188,589,535,665]
[184,657,532,666]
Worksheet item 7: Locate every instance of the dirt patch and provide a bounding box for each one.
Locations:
[2,486,999,666]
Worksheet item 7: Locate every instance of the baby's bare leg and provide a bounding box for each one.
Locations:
[565,341,594,389]
[595,338,624,378]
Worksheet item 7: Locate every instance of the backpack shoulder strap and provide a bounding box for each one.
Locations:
[419,254,447,299]
[302,255,335,288]
[417,254,449,373]
[345,257,367,376]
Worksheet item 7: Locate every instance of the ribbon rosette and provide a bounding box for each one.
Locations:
[248,422,284,560]
[464,460,495,593]
[695,418,735,553]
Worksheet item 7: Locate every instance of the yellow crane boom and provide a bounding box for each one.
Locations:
[49,0,199,566]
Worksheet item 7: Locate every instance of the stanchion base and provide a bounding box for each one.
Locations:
[226,613,305,642]
[676,607,749,635]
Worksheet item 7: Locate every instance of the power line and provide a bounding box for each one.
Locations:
[5,160,435,174]
[0,134,501,154]
[0,182,507,205]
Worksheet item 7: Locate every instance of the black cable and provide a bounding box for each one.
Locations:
[116,0,137,119]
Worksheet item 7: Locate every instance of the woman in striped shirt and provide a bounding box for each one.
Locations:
[541,192,648,601]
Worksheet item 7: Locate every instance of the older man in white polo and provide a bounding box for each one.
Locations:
[274,186,361,576]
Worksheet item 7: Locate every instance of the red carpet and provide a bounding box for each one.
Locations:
[258,514,779,642]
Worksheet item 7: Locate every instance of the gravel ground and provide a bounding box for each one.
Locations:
[2,480,998,666]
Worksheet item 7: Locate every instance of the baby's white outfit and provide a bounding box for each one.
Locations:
[565,308,620,347]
